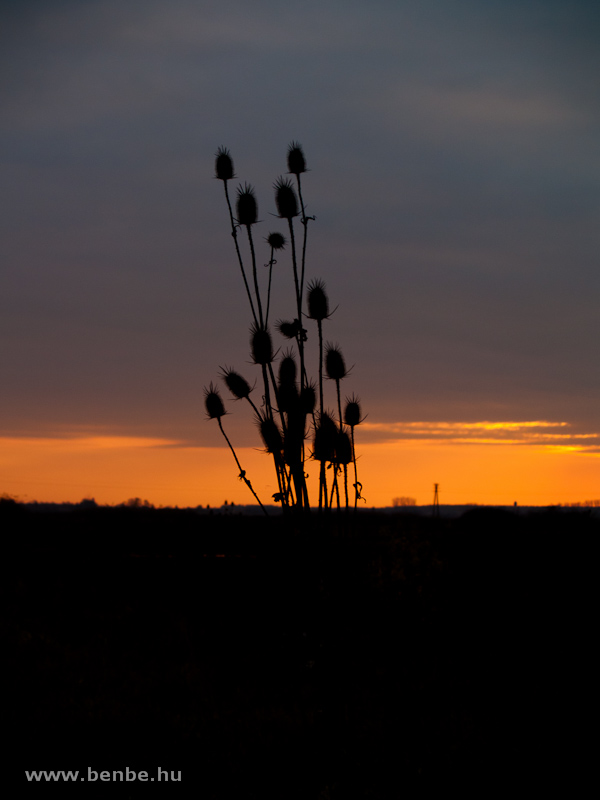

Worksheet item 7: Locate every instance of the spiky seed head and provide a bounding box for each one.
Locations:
[335,429,353,465]
[307,279,329,321]
[220,367,252,400]
[344,395,363,427]
[204,383,226,419]
[266,232,286,250]
[215,146,234,181]
[236,183,258,226]
[274,177,299,219]
[319,411,338,435]
[312,412,337,462]
[258,416,283,454]
[278,352,297,386]
[301,383,316,414]
[287,141,307,176]
[277,319,300,339]
[250,323,274,365]
[325,343,347,381]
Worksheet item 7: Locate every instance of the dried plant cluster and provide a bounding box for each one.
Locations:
[205,143,364,513]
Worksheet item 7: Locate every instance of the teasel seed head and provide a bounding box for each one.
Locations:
[250,323,274,365]
[301,382,316,414]
[220,367,252,400]
[344,394,364,428]
[276,352,297,412]
[258,416,283,455]
[274,177,299,219]
[214,146,234,181]
[312,411,337,463]
[277,319,300,339]
[236,182,258,226]
[204,383,226,420]
[278,351,297,386]
[266,232,286,250]
[325,343,347,381]
[287,141,307,176]
[307,278,330,321]
[335,429,353,465]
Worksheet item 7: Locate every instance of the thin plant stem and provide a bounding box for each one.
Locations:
[265,247,275,325]
[335,379,349,509]
[261,364,273,420]
[284,465,295,506]
[267,362,288,436]
[286,217,308,509]
[244,395,262,419]
[266,361,298,507]
[287,218,305,394]
[329,467,341,510]
[246,225,264,326]
[342,464,349,510]
[260,363,286,498]
[273,450,286,507]
[223,182,258,326]
[217,417,267,515]
[317,319,326,509]
[317,320,324,417]
[319,462,327,510]
[351,426,359,510]
[244,393,288,510]
[296,174,309,303]
[294,173,311,512]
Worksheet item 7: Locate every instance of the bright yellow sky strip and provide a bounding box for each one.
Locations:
[2,423,600,508]
[362,420,571,433]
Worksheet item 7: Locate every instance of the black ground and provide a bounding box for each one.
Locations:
[3,500,598,796]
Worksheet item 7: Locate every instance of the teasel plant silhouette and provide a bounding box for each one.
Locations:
[209,142,363,513]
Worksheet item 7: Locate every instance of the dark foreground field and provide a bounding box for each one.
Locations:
[3,500,598,796]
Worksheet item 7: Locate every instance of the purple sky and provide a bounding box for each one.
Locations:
[2,0,599,451]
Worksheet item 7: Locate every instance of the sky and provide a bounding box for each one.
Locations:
[2,0,600,507]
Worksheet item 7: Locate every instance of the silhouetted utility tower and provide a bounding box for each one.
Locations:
[432,483,440,518]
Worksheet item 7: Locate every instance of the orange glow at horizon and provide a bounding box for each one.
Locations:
[2,431,600,508]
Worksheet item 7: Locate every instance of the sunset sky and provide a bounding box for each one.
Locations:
[2,0,600,507]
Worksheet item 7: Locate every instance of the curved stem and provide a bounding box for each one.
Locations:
[223,183,258,326]
[319,461,327,510]
[265,247,275,326]
[261,364,273,419]
[287,217,308,510]
[317,320,324,419]
[287,218,305,394]
[296,174,309,303]
[244,395,261,419]
[246,225,264,327]
[217,417,267,515]
[267,362,288,435]
[260,364,287,505]
[316,318,326,511]
[269,364,291,505]
[329,467,340,510]
[335,379,349,508]
[351,426,359,510]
